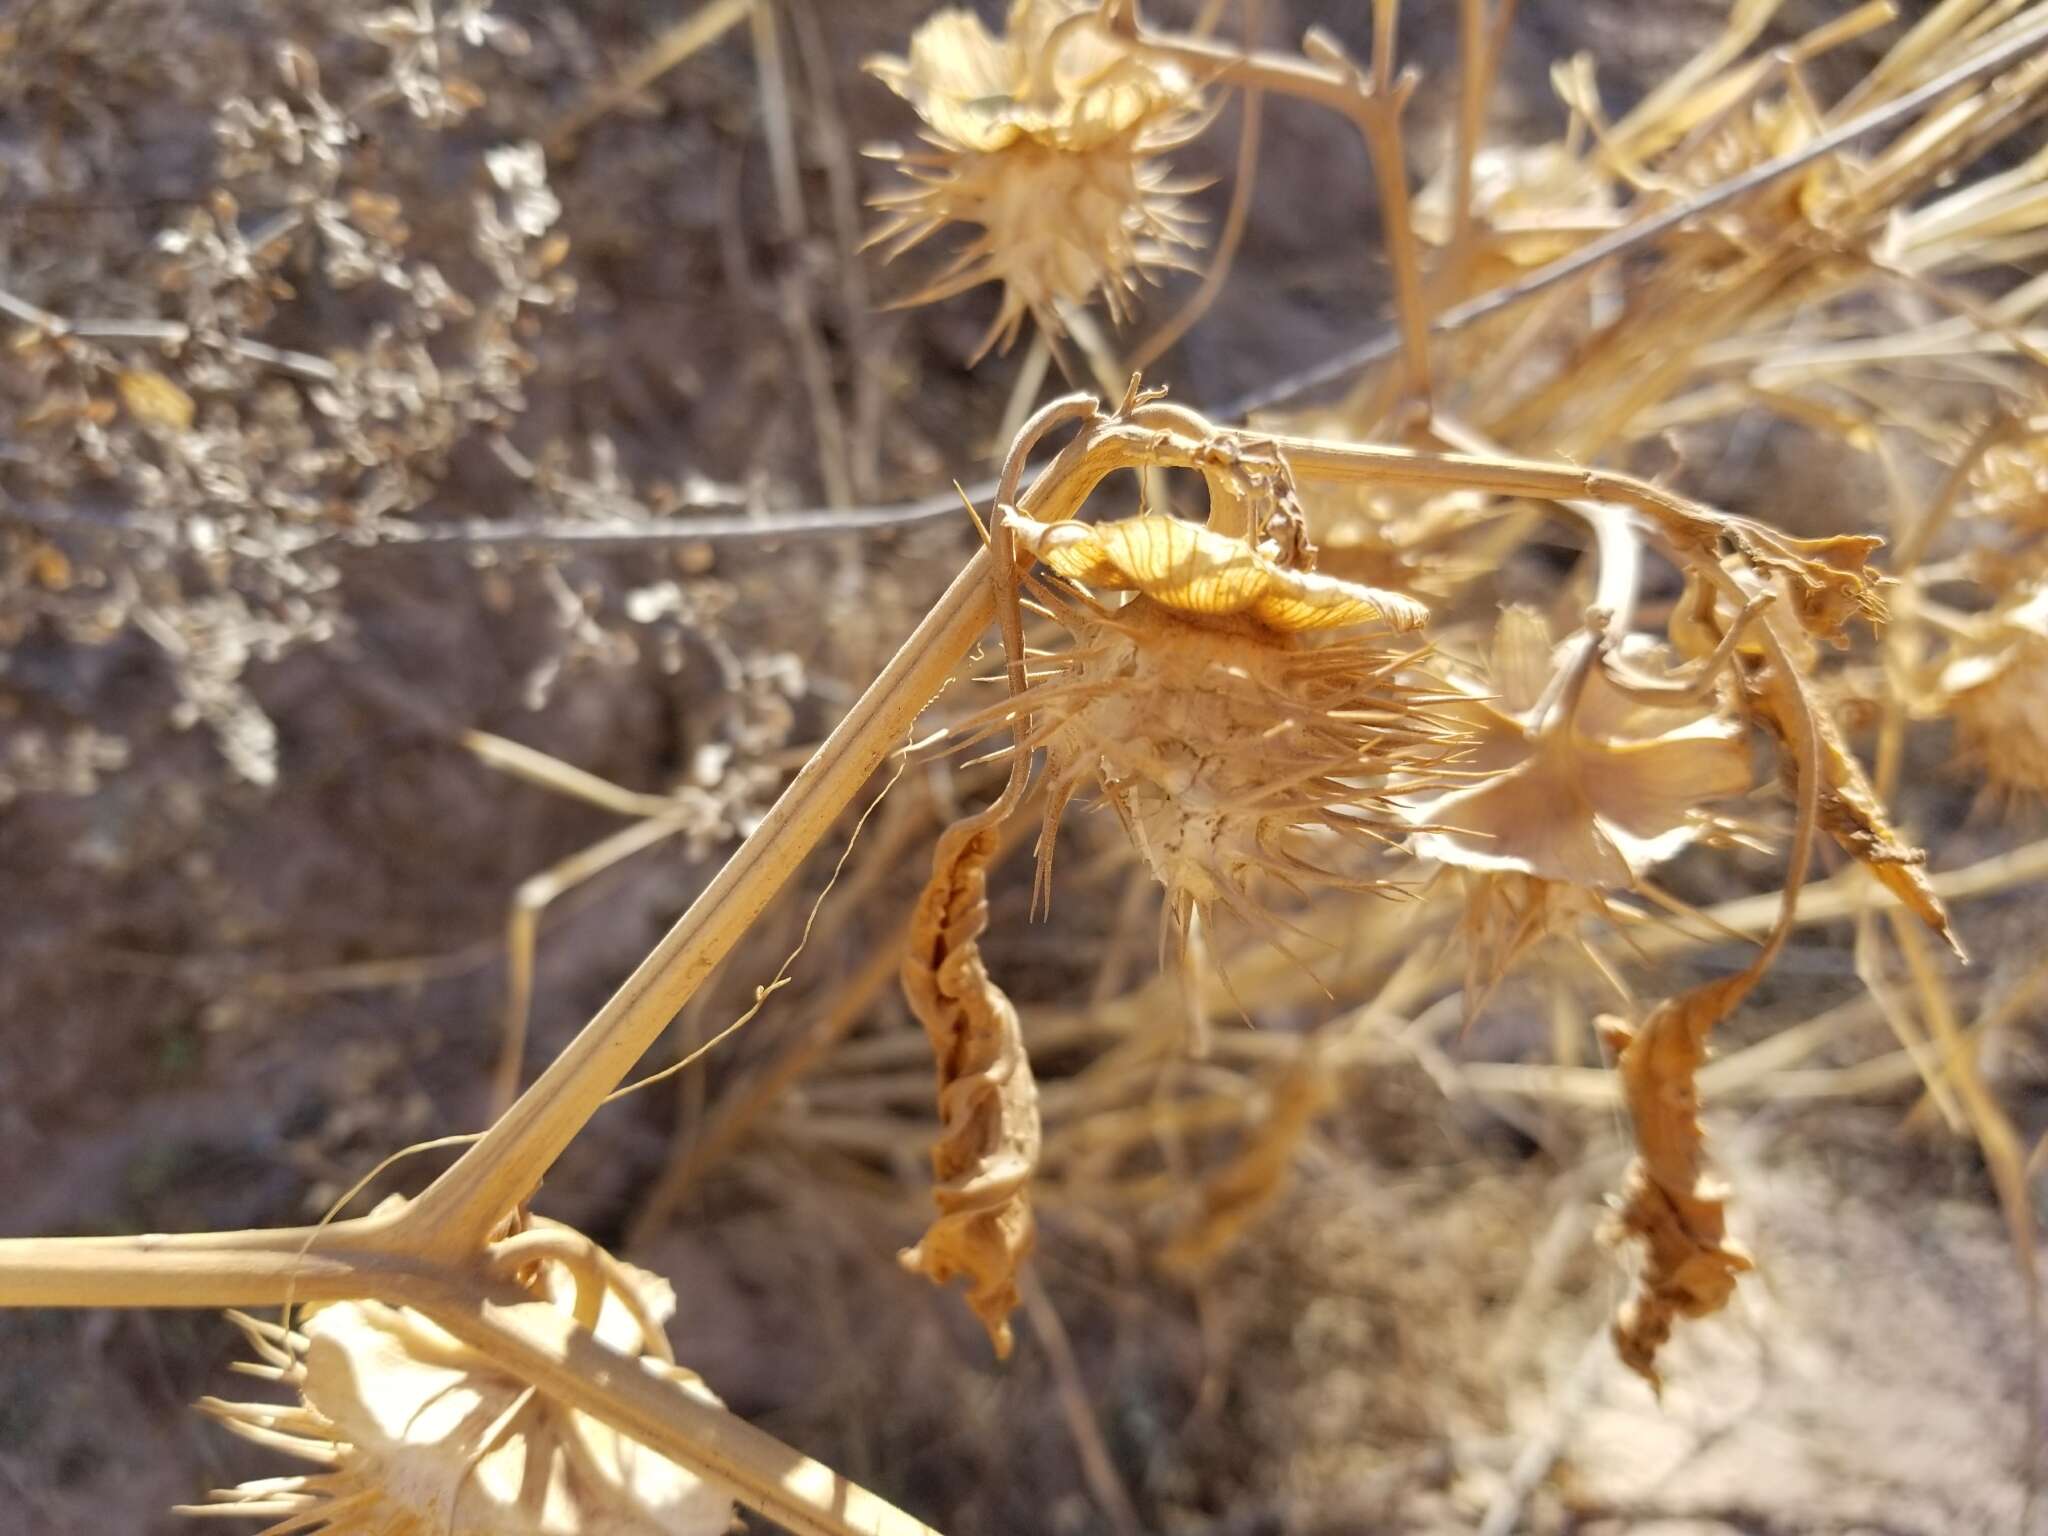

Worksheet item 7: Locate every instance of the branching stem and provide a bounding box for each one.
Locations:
[1105,2,1434,406]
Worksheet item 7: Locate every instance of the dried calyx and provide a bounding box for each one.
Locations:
[1405,606,1755,1006]
[1940,578,2048,798]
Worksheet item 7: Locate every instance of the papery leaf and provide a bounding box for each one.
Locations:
[1600,979,1756,1389]
[900,812,1041,1357]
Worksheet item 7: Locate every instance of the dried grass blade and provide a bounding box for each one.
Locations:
[1158,1050,1335,1272]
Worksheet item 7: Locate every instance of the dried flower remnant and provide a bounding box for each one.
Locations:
[1971,437,2048,533]
[866,0,1205,357]
[1406,608,1753,1003]
[999,510,1447,947]
[188,1217,733,1535]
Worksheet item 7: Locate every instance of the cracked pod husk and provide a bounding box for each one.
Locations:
[186,1222,732,1536]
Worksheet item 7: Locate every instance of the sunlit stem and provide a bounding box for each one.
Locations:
[1105,2,1435,407]
[398,395,1101,1257]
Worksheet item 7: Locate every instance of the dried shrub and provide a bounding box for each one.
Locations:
[2,5,563,786]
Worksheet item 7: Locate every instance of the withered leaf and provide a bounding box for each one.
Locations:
[899,812,1041,1357]
[1744,606,1962,958]
[1746,530,1888,646]
[1654,503,1887,650]
[1600,975,1756,1390]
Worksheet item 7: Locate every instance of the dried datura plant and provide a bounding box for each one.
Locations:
[10,4,2048,1536]
[860,0,2045,1396]
[1008,506,1446,933]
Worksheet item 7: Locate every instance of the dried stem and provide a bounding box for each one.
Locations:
[0,281,338,382]
[1109,2,1434,405]
[1446,0,1523,278]
[1130,2,1266,372]
[493,808,701,1114]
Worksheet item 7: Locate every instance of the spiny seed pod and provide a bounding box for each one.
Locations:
[996,511,1453,940]
[184,1220,731,1536]
[865,0,1206,358]
[1942,580,2048,798]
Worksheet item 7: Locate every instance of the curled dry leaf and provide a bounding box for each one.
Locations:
[1658,507,1888,651]
[1006,510,1431,633]
[900,810,1042,1358]
[1599,976,1756,1391]
[1743,530,1889,647]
